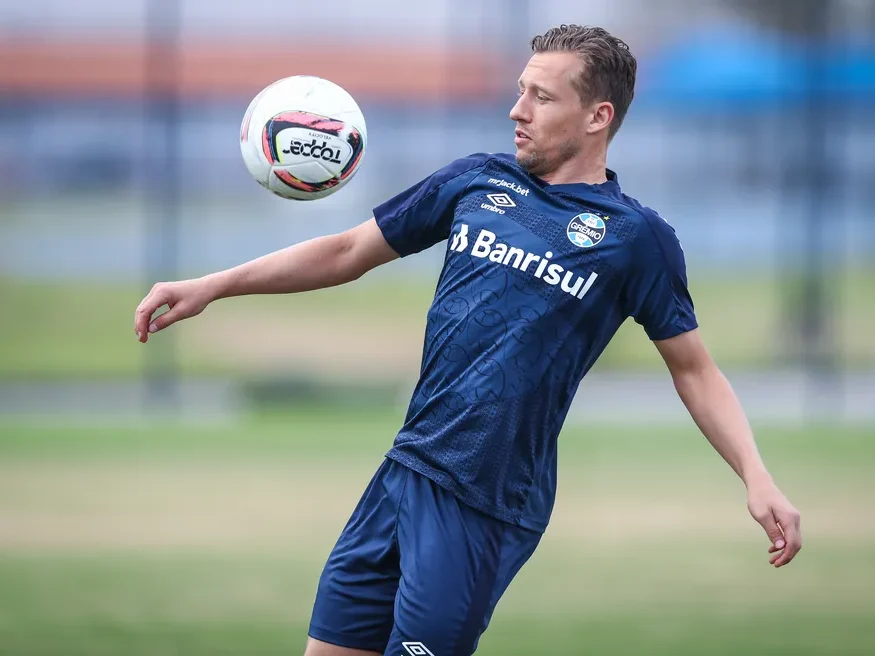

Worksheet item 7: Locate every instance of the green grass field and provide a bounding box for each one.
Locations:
[1,407,873,655]
[2,269,874,380]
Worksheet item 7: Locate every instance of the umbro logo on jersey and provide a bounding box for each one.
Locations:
[481,193,515,215]
[449,223,598,301]
[486,192,515,207]
[402,643,435,656]
[487,177,530,196]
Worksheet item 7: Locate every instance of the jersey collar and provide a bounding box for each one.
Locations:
[538,168,621,198]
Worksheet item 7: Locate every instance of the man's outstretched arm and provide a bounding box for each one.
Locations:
[654,329,802,568]
[134,217,398,342]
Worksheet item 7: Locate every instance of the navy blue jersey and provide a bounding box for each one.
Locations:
[373,152,697,532]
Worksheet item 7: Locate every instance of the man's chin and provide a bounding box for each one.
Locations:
[515,151,539,173]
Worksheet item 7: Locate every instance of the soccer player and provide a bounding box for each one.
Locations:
[134,24,802,656]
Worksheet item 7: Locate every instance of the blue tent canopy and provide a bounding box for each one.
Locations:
[637,24,875,108]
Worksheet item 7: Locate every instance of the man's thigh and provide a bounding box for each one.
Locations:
[384,467,543,656]
[307,458,410,653]
[303,637,381,656]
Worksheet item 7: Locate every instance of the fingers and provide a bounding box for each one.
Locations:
[134,285,171,343]
[750,487,802,568]
[753,509,786,552]
[770,510,802,568]
[148,304,187,334]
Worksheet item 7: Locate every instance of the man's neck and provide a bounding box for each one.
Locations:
[538,147,609,186]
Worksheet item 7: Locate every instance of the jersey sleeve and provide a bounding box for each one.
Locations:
[373,153,490,257]
[623,212,698,341]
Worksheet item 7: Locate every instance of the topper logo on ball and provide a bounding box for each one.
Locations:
[282,137,343,164]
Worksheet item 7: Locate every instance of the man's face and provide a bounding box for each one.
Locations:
[509,51,593,177]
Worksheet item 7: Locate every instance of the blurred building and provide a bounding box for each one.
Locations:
[0,0,873,419]
[2,0,873,271]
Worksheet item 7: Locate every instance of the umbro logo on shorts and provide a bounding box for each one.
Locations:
[402,642,435,656]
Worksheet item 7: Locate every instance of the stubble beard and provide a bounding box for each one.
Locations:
[516,139,580,178]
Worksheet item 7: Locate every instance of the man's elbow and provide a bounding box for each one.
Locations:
[340,219,399,282]
[671,359,724,398]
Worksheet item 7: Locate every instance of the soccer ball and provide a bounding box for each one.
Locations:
[239,75,367,200]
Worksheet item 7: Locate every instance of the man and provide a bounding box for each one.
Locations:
[135,24,801,656]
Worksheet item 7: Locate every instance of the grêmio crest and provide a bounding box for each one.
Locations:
[567,213,606,248]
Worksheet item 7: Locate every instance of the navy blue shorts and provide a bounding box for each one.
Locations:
[308,457,542,655]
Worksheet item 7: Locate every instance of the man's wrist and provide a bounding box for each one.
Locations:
[201,271,232,301]
[742,468,774,490]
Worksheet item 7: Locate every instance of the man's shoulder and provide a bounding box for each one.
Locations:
[616,191,679,238]
[614,191,686,262]
[424,152,497,185]
[445,152,515,170]
[422,153,519,191]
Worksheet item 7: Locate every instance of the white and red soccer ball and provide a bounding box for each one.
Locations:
[240,75,367,200]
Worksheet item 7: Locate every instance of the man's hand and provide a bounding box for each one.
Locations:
[747,479,802,568]
[655,331,802,569]
[134,278,215,343]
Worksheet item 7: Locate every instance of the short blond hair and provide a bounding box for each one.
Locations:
[531,24,637,138]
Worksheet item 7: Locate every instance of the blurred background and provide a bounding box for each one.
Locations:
[0,0,873,654]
